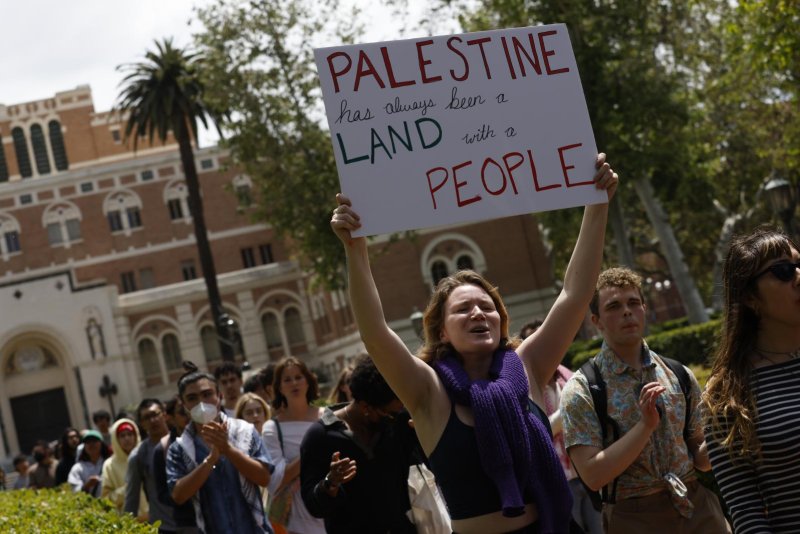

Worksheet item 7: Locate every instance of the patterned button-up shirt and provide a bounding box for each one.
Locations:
[560,342,702,514]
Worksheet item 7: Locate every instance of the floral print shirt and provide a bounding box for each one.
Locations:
[560,342,702,516]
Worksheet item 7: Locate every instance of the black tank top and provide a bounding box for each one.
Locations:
[427,400,551,520]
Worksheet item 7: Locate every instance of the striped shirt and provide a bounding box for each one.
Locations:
[705,359,800,534]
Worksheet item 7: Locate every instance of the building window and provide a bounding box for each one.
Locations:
[12,127,32,178]
[261,312,283,359]
[201,325,222,366]
[181,261,197,281]
[0,215,22,260]
[167,199,183,220]
[141,169,154,181]
[232,175,253,207]
[43,203,82,247]
[46,223,62,245]
[241,247,256,268]
[0,135,9,182]
[20,194,33,205]
[111,129,121,143]
[162,334,183,374]
[165,181,190,221]
[30,124,52,175]
[4,231,20,254]
[66,219,81,241]
[80,182,94,193]
[48,120,68,171]
[200,158,214,170]
[456,255,474,271]
[127,207,142,228]
[259,244,273,264]
[138,338,163,386]
[105,191,143,235]
[107,211,124,232]
[284,308,305,347]
[139,268,155,289]
[431,261,448,286]
[121,271,137,293]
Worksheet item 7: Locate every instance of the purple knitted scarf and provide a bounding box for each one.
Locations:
[434,347,572,533]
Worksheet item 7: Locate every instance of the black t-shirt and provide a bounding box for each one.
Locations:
[300,405,418,534]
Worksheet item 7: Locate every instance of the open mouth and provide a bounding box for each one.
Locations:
[469,325,490,334]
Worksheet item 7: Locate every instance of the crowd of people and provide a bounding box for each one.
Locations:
[2,151,799,534]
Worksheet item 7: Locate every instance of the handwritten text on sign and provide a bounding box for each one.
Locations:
[314,24,605,237]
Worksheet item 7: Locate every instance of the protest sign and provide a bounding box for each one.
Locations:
[314,24,604,237]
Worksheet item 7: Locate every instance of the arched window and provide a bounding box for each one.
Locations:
[0,135,9,182]
[284,308,305,346]
[431,261,448,286]
[30,124,51,175]
[456,254,474,271]
[164,181,190,221]
[0,213,21,260]
[201,325,222,366]
[421,234,488,290]
[138,338,163,386]
[103,190,143,235]
[43,202,82,247]
[232,175,253,207]
[261,312,283,356]
[48,120,68,171]
[162,333,183,375]
[11,127,32,178]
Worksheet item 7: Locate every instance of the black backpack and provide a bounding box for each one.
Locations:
[575,355,693,511]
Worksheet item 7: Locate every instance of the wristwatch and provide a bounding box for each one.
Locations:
[322,474,339,490]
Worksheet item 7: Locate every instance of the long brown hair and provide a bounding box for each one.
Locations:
[271,356,320,410]
[703,227,799,460]
[417,270,519,363]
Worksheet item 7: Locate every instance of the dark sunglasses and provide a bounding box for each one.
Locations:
[753,261,800,283]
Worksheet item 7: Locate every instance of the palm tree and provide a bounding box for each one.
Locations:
[116,38,234,361]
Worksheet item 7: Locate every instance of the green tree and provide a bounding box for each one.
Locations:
[439,0,718,322]
[116,38,234,360]
[194,0,362,290]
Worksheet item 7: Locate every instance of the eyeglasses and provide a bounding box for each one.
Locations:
[753,261,800,283]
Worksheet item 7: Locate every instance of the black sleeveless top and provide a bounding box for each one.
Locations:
[427,399,551,520]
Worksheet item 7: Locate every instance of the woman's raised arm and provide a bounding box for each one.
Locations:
[331,194,440,416]
[518,154,618,397]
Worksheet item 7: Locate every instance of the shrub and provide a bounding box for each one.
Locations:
[0,488,157,533]
[566,319,722,370]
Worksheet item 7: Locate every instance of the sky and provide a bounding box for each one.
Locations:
[0,0,438,116]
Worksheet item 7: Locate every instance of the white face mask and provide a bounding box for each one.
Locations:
[190,402,218,425]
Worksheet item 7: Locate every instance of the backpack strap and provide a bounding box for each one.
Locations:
[272,417,285,454]
[659,357,693,445]
[578,357,621,506]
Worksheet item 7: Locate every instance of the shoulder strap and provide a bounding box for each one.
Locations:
[660,357,693,445]
[578,357,621,506]
[272,417,284,454]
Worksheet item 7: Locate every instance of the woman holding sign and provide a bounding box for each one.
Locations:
[330,153,617,533]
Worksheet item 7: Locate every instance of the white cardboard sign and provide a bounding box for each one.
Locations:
[314,24,605,237]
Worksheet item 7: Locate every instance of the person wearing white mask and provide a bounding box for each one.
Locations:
[166,361,274,534]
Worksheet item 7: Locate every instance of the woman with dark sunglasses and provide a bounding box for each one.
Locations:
[703,227,800,534]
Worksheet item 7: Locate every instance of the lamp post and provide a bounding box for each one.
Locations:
[99,374,118,417]
[409,307,424,340]
[764,170,796,237]
[218,313,249,370]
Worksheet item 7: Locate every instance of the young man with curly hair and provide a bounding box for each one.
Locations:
[560,267,729,533]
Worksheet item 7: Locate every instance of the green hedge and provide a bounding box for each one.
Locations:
[0,488,157,533]
[568,319,722,369]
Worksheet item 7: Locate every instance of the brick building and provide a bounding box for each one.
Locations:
[0,85,559,458]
